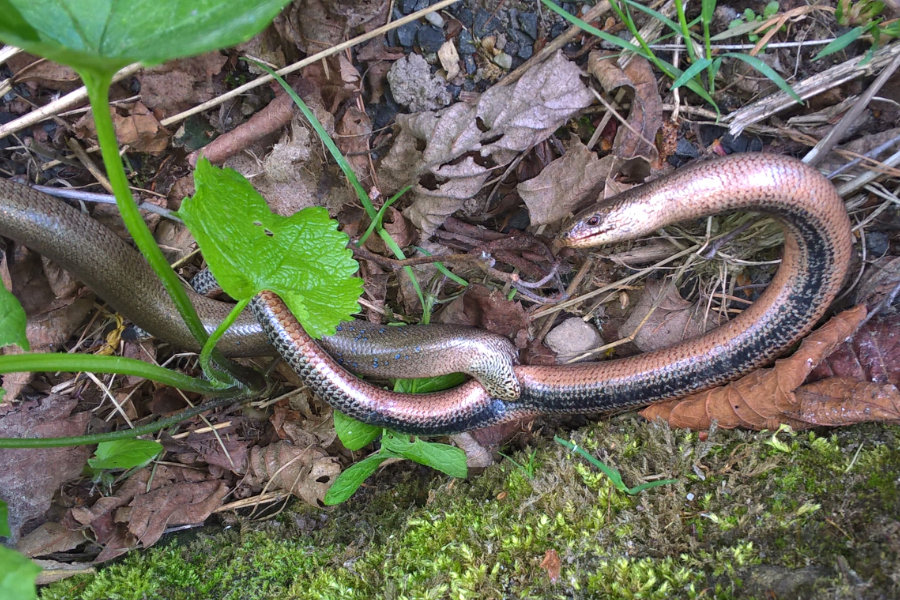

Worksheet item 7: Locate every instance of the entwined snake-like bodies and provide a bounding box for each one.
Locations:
[0,153,852,434]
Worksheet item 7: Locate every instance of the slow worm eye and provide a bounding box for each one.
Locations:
[586,215,600,226]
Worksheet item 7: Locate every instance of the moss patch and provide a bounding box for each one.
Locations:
[41,419,900,599]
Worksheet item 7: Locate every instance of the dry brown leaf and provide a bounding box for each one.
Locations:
[641,305,869,429]
[518,140,615,226]
[587,52,663,164]
[112,101,170,155]
[619,281,722,352]
[245,441,340,506]
[439,284,529,347]
[809,312,899,386]
[336,106,372,185]
[138,53,228,115]
[790,378,900,426]
[16,522,89,558]
[0,396,91,542]
[379,51,593,234]
[6,53,80,92]
[127,480,228,550]
[540,548,562,583]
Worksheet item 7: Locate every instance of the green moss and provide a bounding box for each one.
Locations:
[41,420,900,599]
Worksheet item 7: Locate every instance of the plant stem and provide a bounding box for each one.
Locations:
[0,396,243,448]
[78,68,251,389]
[0,353,229,394]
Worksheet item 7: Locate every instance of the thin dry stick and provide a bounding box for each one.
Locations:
[805,51,900,166]
[0,63,143,140]
[726,41,900,136]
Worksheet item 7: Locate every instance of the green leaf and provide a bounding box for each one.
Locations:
[540,0,646,56]
[701,0,716,24]
[324,453,391,505]
[671,57,712,88]
[0,500,9,537]
[179,159,363,338]
[813,26,867,60]
[333,411,381,451]
[0,0,291,73]
[722,53,802,104]
[763,1,780,18]
[0,546,40,600]
[620,0,682,36]
[88,439,163,470]
[393,372,468,394]
[0,286,29,351]
[400,438,467,478]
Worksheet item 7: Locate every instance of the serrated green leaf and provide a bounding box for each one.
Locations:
[0,286,29,351]
[722,53,802,103]
[333,410,380,451]
[0,546,40,600]
[88,439,163,470]
[324,453,390,505]
[400,438,467,478]
[179,159,362,338]
[0,0,290,73]
[813,26,867,60]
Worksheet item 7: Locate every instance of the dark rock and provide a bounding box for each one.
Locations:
[474,8,500,37]
[458,30,476,54]
[866,231,890,256]
[518,42,533,60]
[453,5,474,28]
[463,54,477,75]
[397,22,418,47]
[400,0,419,14]
[417,25,445,53]
[676,138,700,158]
[518,12,538,39]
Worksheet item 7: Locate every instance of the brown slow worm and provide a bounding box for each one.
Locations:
[0,153,852,434]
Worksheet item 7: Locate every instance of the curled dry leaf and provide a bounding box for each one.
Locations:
[439,283,530,347]
[540,548,562,583]
[138,53,228,116]
[792,378,900,427]
[518,139,615,226]
[641,305,873,430]
[809,312,900,386]
[587,52,663,164]
[619,281,723,353]
[245,441,340,506]
[6,53,80,92]
[379,51,593,234]
[74,101,170,155]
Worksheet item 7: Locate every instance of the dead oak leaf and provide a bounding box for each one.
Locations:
[380,51,593,234]
[620,280,722,353]
[641,305,870,430]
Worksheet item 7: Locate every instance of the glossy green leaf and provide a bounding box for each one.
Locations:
[179,159,362,338]
[813,26,867,60]
[393,372,467,394]
[88,439,163,470]
[324,453,391,505]
[400,437,467,478]
[333,410,381,451]
[671,57,712,89]
[0,546,40,600]
[0,0,291,72]
[0,286,29,351]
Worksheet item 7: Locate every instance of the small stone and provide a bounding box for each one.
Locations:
[517,43,533,59]
[545,318,604,364]
[454,5,474,28]
[866,231,890,256]
[463,54,477,75]
[457,30,476,54]
[474,8,500,37]
[397,22,418,47]
[492,52,513,70]
[417,25,445,53]
[400,0,418,13]
[676,138,700,158]
[518,12,538,39]
[424,11,444,28]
